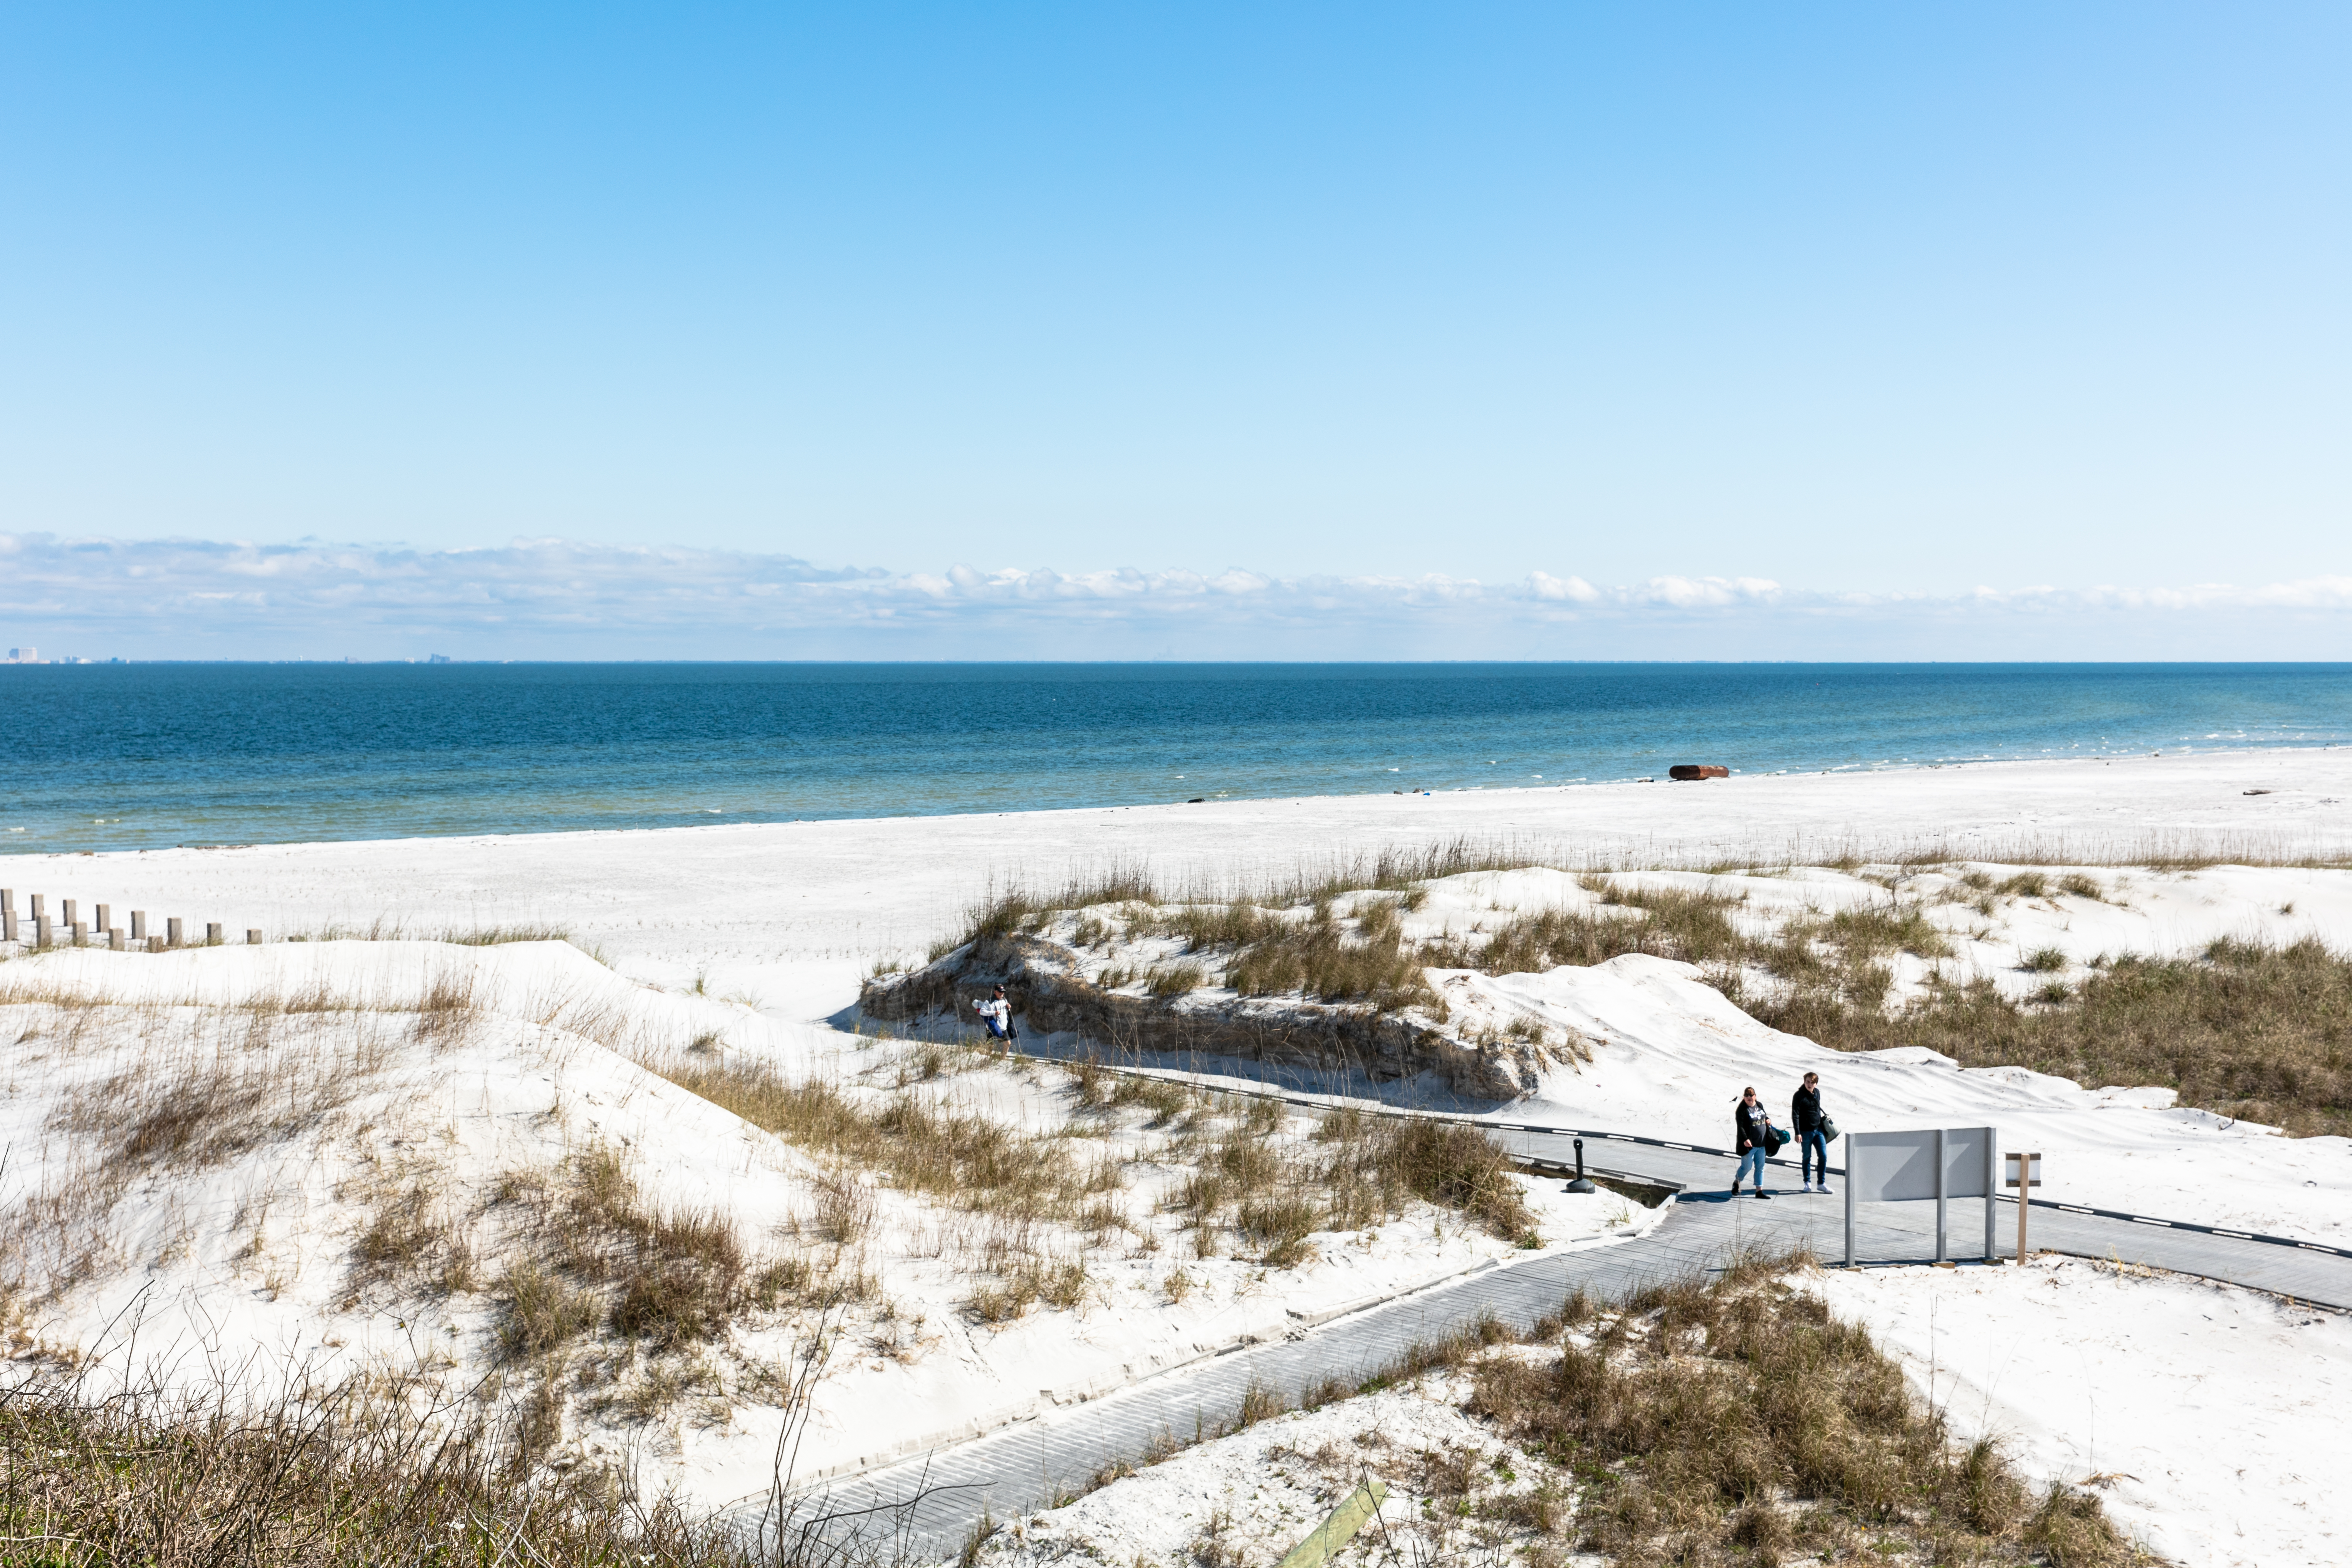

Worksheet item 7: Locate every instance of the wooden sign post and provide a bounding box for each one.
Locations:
[2004,1151,2042,1262]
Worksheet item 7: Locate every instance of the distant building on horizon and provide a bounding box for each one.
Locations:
[5,646,34,664]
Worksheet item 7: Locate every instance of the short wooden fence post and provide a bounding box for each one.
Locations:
[130,910,147,941]
[109,927,126,952]
[167,917,183,949]
[206,922,223,946]
[247,928,264,945]
[73,921,88,947]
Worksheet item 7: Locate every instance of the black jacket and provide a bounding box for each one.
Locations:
[1735,1100,1772,1153]
[1792,1085,1823,1133]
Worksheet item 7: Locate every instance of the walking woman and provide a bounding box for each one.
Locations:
[1733,1086,1774,1199]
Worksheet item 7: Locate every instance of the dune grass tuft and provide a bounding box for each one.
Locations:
[1758,936,2352,1137]
[1464,1267,2138,1565]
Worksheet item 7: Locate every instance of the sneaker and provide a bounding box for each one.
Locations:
[1818,1185,1832,1196]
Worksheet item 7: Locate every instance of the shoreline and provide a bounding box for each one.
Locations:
[5,750,2350,999]
[10,739,2351,859]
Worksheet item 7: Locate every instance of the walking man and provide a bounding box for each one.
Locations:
[1793,1070,1831,1193]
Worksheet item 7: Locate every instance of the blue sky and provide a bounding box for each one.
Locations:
[3,4,2349,656]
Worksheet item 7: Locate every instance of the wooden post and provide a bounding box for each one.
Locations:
[2004,1152,2041,1263]
[61,899,77,927]
[95,903,110,932]
[109,927,125,951]
[131,910,147,941]
[246,928,263,945]
[36,915,53,949]
[1274,1478,1389,1568]
[206,922,223,946]
[73,921,88,947]
[1,890,14,943]
[167,917,183,949]
[30,893,45,922]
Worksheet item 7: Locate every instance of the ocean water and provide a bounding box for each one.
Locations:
[4,662,2349,853]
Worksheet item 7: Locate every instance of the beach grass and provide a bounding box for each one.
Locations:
[1757,937,2352,1138]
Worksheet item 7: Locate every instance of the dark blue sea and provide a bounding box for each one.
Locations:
[4,662,2350,853]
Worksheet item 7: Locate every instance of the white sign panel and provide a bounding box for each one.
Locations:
[1845,1127,1994,1201]
[1843,1125,2001,1266]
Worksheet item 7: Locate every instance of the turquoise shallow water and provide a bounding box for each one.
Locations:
[3,662,2349,853]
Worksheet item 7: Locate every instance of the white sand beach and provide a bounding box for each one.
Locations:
[4,747,2350,1546]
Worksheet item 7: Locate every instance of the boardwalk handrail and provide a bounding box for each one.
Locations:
[954,1033,2352,1263]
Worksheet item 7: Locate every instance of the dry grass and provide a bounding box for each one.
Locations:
[433,923,576,946]
[351,1177,477,1297]
[1462,1265,2143,1565]
[3,1001,397,1304]
[1165,1105,1538,1252]
[0,1373,753,1568]
[495,1147,753,1354]
[1222,897,1432,1011]
[1423,878,1752,977]
[1758,937,2352,1137]
[945,838,1562,956]
[0,1298,913,1568]
[656,1045,1539,1293]
[656,1058,1110,1229]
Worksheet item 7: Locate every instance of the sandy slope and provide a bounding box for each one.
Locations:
[1818,1258,2352,1568]
[0,940,1659,1504]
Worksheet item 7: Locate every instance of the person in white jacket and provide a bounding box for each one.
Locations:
[972,985,1017,1053]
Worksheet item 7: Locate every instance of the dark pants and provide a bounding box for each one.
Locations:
[1800,1129,1829,1185]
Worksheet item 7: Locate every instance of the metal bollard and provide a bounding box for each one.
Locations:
[95,903,111,932]
[109,927,125,952]
[167,917,183,949]
[1566,1137,1599,1194]
[131,910,147,941]
[206,922,223,946]
[73,921,88,947]
[247,928,264,945]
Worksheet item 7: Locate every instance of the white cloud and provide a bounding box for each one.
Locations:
[3,532,2350,661]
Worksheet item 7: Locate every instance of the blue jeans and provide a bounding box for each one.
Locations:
[1734,1147,1768,1190]
[1800,1130,1829,1185]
